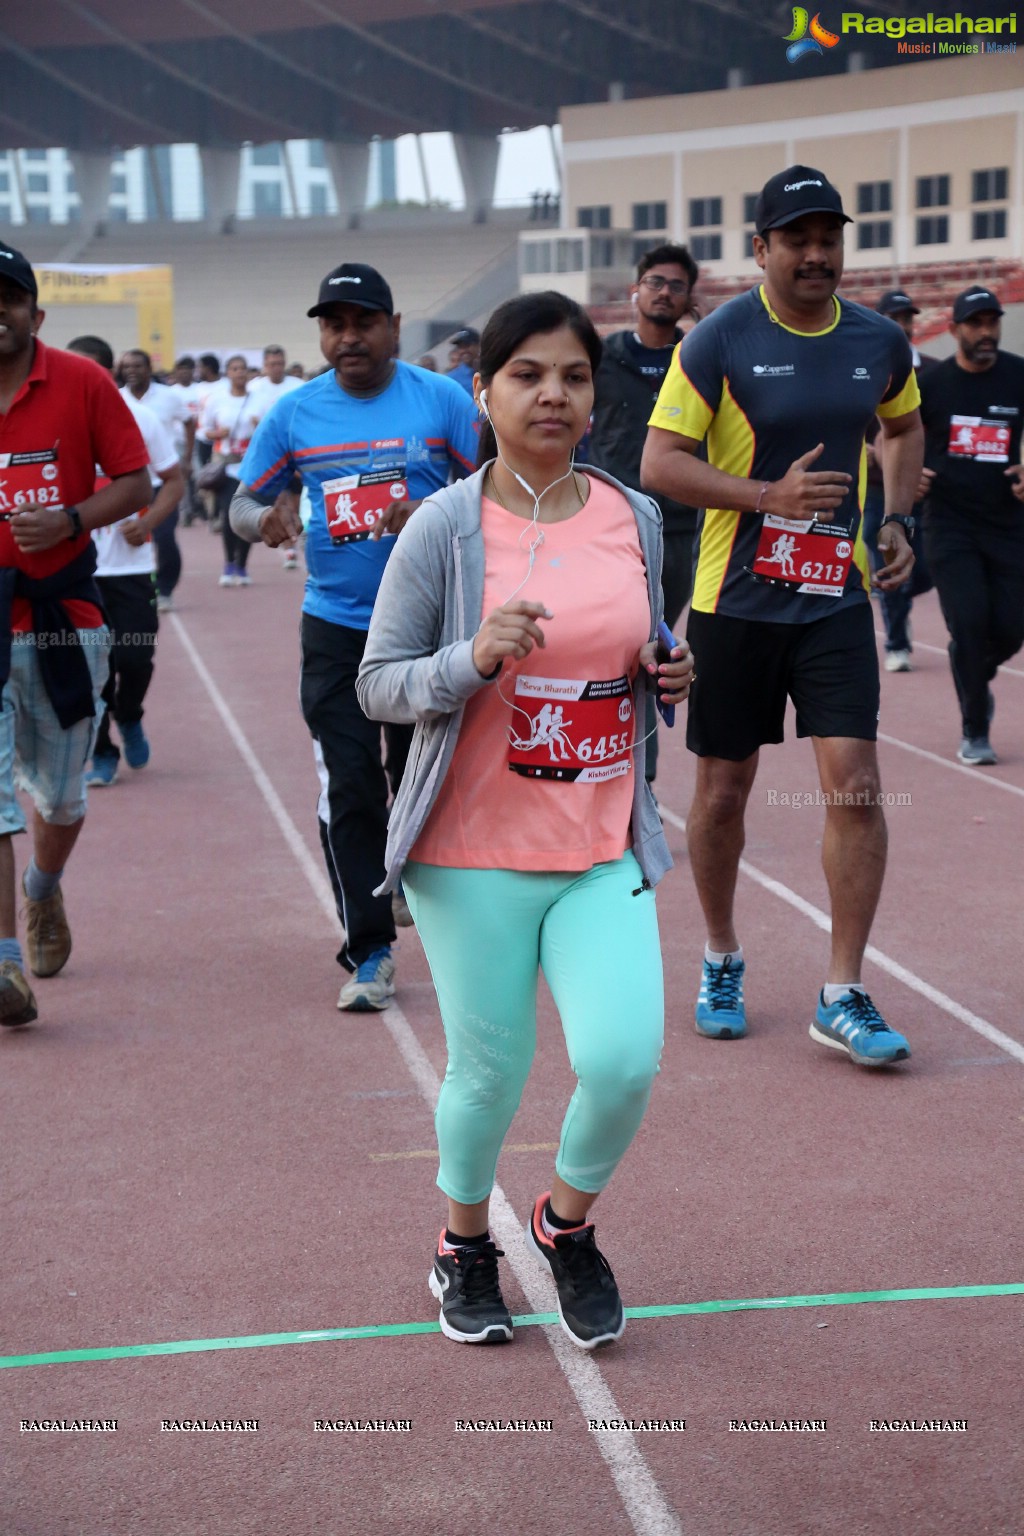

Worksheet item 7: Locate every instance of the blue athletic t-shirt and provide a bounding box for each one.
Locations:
[240,362,479,628]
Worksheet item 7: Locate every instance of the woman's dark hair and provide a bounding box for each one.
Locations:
[475,291,603,467]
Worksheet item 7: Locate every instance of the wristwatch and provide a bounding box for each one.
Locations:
[880,514,915,535]
[65,506,84,539]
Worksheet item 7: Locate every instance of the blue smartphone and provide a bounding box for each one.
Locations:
[656,620,679,728]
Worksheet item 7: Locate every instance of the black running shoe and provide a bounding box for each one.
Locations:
[526,1193,625,1349]
[428,1232,513,1345]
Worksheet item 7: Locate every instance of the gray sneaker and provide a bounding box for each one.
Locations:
[337,949,395,1011]
[957,736,997,766]
[21,876,72,978]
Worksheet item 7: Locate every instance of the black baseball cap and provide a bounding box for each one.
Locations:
[0,241,38,300]
[877,289,920,317]
[450,327,480,346]
[754,166,852,235]
[952,285,1004,323]
[307,262,393,319]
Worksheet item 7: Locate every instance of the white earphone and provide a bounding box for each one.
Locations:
[479,387,489,416]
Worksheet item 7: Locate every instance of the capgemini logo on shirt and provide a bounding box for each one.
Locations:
[752,363,796,377]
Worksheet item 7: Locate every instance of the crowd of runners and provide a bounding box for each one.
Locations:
[1,159,1021,1351]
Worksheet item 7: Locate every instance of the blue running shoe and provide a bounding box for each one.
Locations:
[120,721,150,770]
[85,755,118,787]
[337,948,395,1012]
[810,990,910,1066]
[695,954,747,1039]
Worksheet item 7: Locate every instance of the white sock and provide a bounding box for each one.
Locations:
[822,983,866,1006]
[705,945,743,967]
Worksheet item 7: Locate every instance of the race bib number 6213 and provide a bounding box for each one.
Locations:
[323,468,407,544]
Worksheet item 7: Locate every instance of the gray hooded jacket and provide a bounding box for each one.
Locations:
[356,463,673,894]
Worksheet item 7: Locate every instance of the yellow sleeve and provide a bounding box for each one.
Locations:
[877,369,921,420]
[649,353,717,441]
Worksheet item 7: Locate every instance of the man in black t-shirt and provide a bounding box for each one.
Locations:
[918,286,1024,765]
[588,242,700,780]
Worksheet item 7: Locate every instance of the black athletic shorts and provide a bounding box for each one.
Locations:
[685,601,879,761]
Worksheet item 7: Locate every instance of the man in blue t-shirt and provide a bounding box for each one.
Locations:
[231,263,478,1011]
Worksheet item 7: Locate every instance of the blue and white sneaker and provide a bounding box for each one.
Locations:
[695,954,747,1039]
[337,948,395,1012]
[810,990,910,1066]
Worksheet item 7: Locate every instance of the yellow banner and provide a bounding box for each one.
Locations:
[36,264,175,371]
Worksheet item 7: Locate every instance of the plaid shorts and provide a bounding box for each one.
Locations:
[0,629,111,833]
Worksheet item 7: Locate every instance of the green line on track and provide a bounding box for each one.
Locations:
[2,1283,1020,1371]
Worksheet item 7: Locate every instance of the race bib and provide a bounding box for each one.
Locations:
[0,449,64,519]
[751,514,853,598]
[947,416,1010,463]
[507,675,634,783]
[323,469,408,545]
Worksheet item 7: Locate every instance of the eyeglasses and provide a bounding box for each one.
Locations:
[639,276,689,295]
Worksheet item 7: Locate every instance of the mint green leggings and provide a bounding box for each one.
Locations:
[402,852,664,1205]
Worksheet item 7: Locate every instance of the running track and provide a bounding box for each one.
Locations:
[2,524,1022,1536]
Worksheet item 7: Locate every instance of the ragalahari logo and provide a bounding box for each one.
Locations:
[784,8,841,62]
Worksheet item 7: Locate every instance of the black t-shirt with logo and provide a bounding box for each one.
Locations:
[918,351,1024,526]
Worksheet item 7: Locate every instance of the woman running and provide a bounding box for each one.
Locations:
[357,291,693,1350]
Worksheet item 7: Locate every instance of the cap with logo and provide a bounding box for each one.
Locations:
[952,285,1004,324]
[754,166,852,235]
[876,289,920,317]
[308,262,393,319]
[0,241,38,300]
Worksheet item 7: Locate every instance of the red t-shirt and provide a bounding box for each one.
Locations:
[0,341,149,630]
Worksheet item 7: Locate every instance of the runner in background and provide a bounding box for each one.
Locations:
[0,242,150,1026]
[246,346,304,570]
[229,262,478,1011]
[201,355,254,588]
[917,285,1024,766]
[445,328,480,396]
[643,166,923,1067]
[587,242,700,783]
[168,355,204,528]
[121,349,192,613]
[192,353,226,531]
[863,290,937,673]
[358,291,693,1350]
[66,336,182,786]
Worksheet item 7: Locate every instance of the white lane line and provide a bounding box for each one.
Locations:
[876,732,1024,801]
[874,629,1024,680]
[171,613,682,1536]
[659,804,1024,1068]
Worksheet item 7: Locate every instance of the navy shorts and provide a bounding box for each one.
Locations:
[685,601,879,761]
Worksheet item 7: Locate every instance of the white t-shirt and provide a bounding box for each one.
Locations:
[122,381,190,456]
[94,397,178,577]
[194,377,229,444]
[245,373,304,433]
[201,390,255,479]
[169,381,203,433]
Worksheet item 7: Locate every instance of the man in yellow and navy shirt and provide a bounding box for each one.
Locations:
[642,165,923,1068]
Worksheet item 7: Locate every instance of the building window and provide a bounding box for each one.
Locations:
[632,201,667,232]
[555,238,584,273]
[916,174,950,209]
[743,193,759,226]
[252,181,283,217]
[308,140,326,169]
[577,205,611,229]
[309,183,329,217]
[690,233,722,261]
[858,220,892,250]
[25,173,48,194]
[591,236,614,268]
[250,143,280,167]
[523,241,551,275]
[743,230,757,258]
[972,167,1008,203]
[857,181,891,215]
[916,215,949,245]
[972,209,1007,240]
[0,172,9,193]
[22,149,47,162]
[689,197,722,228]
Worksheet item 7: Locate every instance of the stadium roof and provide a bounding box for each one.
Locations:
[1,1,999,151]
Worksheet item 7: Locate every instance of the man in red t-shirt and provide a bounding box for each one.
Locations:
[0,241,151,1026]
